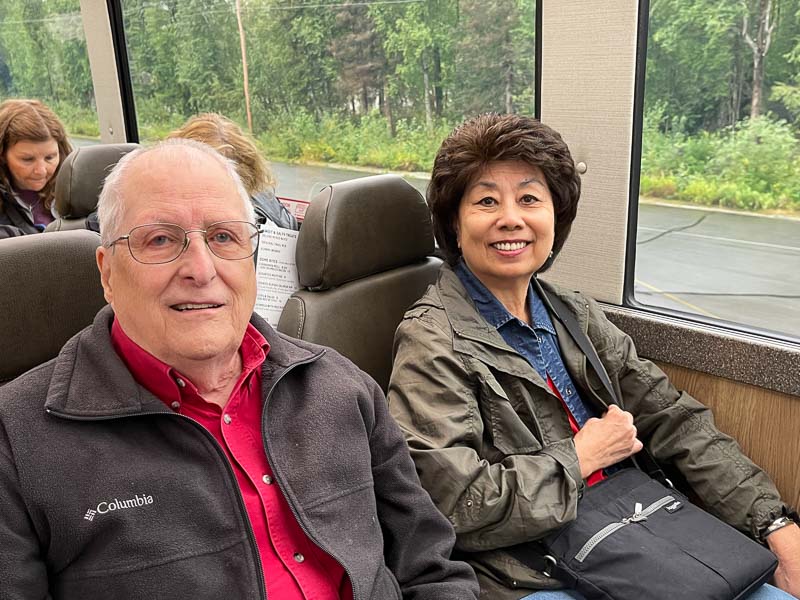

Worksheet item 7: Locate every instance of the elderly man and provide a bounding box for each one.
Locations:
[0,140,479,599]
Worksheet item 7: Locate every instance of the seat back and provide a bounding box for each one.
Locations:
[46,143,140,232]
[0,230,107,384]
[277,174,441,392]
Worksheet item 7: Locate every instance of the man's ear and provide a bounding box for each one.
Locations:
[96,245,114,305]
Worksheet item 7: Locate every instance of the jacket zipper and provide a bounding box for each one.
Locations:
[46,408,267,600]
[574,495,677,563]
[259,352,363,600]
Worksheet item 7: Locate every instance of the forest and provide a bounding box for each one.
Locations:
[1,0,799,211]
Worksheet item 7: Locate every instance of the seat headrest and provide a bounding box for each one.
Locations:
[0,230,106,384]
[296,174,434,290]
[55,143,141,218]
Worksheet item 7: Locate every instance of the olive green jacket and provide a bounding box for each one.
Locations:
[387,264,786,600]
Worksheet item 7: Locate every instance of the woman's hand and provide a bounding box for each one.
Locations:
[767,523,800,597]
[573,405,643,479]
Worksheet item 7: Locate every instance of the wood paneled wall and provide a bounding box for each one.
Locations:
[658,361,800,509]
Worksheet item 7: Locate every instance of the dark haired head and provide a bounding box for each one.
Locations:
[428,113,580,271]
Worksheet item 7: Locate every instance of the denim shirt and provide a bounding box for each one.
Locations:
[455,261,596,427]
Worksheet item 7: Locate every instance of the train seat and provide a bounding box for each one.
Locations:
[46,143,140,232]
[277,174,442,392]
[0,229,106,385]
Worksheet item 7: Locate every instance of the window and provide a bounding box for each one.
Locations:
[0,0,99,146]
[120,0,536,201]
[636,0,800,339]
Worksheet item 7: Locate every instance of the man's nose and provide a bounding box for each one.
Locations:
[176,232,217,283]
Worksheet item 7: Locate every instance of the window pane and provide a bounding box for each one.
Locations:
[120,0,536,201]
[636,0,800,339]
[0,0,99,145]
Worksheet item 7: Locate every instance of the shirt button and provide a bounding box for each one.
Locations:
[175,378,186,388]
[262,474,273,485]
[567,388,573,396]
[170,401,180,410]
[293,552,304,563]
[223,414,232,424]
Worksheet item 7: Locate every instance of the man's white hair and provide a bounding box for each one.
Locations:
[97,138,255,245]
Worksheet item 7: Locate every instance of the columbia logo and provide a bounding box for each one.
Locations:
[83,494,154,522]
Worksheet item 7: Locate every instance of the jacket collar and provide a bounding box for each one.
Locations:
[45,305,324,419]
[429,263,592,391]
[430,264,543,385]
[454,259,557,335]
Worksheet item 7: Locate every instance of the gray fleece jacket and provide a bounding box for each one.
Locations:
[0,306,479,600]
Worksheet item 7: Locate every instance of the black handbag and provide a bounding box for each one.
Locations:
[516,287,780,600]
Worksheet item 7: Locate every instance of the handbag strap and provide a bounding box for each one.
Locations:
[536,281,669,485]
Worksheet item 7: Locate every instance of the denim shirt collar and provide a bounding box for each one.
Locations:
[454,260,556,335]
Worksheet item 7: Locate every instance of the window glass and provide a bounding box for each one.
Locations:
[120,0,536,201]
[636,0,800,339]
[0,0,99,146]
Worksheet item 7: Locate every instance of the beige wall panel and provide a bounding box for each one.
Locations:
[80,0,127,143]
[659,362,800,509]
[539,1,639,305]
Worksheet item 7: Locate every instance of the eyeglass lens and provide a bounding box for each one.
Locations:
[127,222,259,264]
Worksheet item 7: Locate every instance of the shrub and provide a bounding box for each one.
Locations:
[640,174,677,197]
[259,110,452,172]
[676,177,718,205]
[640,110,800,212]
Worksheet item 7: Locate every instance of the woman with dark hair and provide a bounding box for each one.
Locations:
[0,99,72,238]
[387,113,799,600]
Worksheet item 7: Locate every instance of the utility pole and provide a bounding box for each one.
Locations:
[235,0,253,132]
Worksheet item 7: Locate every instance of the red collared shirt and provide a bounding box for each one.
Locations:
[111,319,352,600]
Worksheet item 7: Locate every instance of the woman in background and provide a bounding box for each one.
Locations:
[0,99,72,238]
[169,113,298,230]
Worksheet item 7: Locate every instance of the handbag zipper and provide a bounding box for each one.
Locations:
[574,495,677,562]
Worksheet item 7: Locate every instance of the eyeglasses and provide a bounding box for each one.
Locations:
[106,221,261,264]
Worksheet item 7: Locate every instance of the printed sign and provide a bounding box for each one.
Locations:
[254,223,301,326]
[278,197,311,222]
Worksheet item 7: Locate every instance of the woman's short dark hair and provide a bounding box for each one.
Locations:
[428,113,581,271]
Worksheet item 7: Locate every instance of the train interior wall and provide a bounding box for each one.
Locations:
[658,362,800,509]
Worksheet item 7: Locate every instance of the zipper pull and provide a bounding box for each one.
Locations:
[630,501,647,522]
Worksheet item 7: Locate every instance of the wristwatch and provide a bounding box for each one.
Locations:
[764,516,794,537]
[761,509,800,542]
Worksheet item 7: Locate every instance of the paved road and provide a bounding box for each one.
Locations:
[635,203,800,339]
[271,161,428,199]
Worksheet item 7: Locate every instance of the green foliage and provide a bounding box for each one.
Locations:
[51,101,100,138]
[2,0,799,216]
[639,174,677,197]
[260,110,451,172]
[641,112,800,211]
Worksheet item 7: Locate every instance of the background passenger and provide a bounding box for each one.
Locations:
[168,112,298,230]
[387,113,800,600]
[0,99,72,238]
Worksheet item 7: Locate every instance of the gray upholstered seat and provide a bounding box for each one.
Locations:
[0,230,107,385]
[277,174,442,392]
[46,143,140,232]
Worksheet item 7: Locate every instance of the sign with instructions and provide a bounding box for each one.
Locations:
[254,222,301,326]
